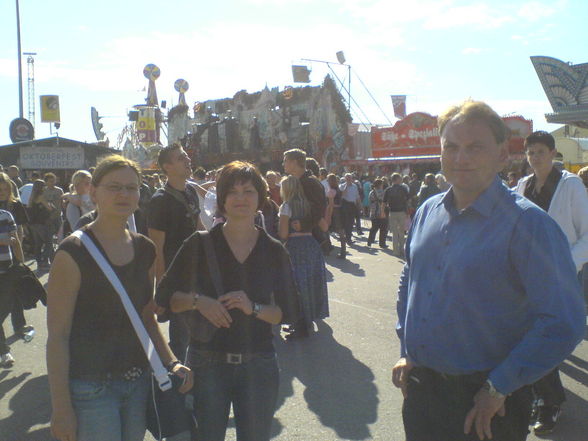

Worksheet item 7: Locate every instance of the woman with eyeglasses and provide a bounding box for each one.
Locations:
[47,155,192,441]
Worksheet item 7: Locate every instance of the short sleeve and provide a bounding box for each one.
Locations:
[272,244,301,324]
[279,202,292,218]
[147,192,168,231]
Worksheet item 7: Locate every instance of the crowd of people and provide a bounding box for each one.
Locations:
[0,99,586,441]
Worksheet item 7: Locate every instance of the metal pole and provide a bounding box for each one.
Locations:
[348,65,351,113]
[16,0,24,118]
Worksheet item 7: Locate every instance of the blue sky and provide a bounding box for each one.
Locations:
[1,0,586,147]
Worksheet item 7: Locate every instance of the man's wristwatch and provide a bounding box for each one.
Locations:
[251,302,262,318]
[191,293,200,310]
[483,379,506,399]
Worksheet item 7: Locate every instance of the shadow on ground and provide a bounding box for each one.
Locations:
[0,373,51,441]
[274,321,378,440]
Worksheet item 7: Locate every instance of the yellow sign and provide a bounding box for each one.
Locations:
[136,106,157,145]
[40,95,61,122]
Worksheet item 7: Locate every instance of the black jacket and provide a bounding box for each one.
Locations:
[6,262,47,309]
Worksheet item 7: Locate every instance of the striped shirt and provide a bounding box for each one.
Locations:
[0,209,16,274]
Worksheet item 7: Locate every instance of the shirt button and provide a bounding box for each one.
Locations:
[428,291,432,296]
[444,240,450,246]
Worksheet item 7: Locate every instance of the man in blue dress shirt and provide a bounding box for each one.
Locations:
[392,100,585,441]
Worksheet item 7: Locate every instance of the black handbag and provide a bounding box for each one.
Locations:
[146,373,195,440]
[180,231,225,343]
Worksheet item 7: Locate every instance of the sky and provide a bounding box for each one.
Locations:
[1,0,587,148]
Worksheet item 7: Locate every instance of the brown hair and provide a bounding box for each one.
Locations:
[44,172,57,182]
[92,155,141,187]
[438,100,509,145]
[283,148,307,169]
[157,143,182,173]
[216,161,268,214]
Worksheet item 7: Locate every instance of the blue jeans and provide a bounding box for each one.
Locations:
[189,351,279,441]
[70,371,150,441]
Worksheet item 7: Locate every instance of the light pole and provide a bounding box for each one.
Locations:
[16,0,24,118]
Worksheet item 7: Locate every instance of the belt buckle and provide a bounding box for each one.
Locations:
[226,353,242,364]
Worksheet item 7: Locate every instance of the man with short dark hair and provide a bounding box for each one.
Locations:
[393,101,585,441]
[515,130,588,434]
[148,144,203,362]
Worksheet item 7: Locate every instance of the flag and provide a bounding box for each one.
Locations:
[391,95,406,119]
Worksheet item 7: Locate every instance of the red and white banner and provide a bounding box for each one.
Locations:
[371,112,533,159]
[390,95,407,119]
[372,112,439,158]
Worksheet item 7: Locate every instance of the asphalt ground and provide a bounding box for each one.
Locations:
[1,227,587,441]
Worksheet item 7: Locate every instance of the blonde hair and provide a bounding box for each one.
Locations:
[0,172,17,203]
[438,100,510,144]
[70,170,92,194]
[280,175,310,219]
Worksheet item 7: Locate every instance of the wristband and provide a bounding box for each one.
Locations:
[166,360,181,372]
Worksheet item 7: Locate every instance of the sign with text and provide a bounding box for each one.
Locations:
[20,146,84,169]
[371,112,440,158]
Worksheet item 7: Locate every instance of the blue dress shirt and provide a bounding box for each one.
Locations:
[397,176,585,395]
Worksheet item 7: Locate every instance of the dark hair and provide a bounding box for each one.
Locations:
[216,161,268,214]
[193,167,206,180]
[283,148,307,168]
[43,172,56,181]
[373,178,383,189]
[157,143,182,172]
[305,157,320,177]
[30,171,41,180]
[525,130,555,151]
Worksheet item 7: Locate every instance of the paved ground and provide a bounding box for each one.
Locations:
[1,230,587,441]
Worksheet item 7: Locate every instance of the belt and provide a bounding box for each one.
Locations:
[190,350,272,365]
[413,366,489,384]
[72,366,146,382]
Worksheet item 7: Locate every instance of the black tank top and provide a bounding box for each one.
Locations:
[57,227,156,378]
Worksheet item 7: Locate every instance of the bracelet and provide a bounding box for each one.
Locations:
[191,293,200,310]
[166,360,181,372]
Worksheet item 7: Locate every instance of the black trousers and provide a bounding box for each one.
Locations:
[403,366,532,441]
[532,368,566,407]
[0,273,15,355]
[341,200,357,241]
[367,218,388,246]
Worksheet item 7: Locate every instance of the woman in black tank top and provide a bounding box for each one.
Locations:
[46,155,192,441]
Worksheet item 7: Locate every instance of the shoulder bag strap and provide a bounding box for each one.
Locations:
[200,232,224,297]
[71,230,171,391]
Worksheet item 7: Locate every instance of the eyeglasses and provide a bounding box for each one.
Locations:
[99,184,140,194]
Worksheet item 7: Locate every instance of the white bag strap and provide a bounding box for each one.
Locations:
[72,230,171,391]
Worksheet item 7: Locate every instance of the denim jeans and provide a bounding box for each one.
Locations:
[70,371,150,441]
[30,223,54,264]
[189,350,279,441]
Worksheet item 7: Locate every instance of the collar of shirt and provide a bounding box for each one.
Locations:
[436,175,504,218]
